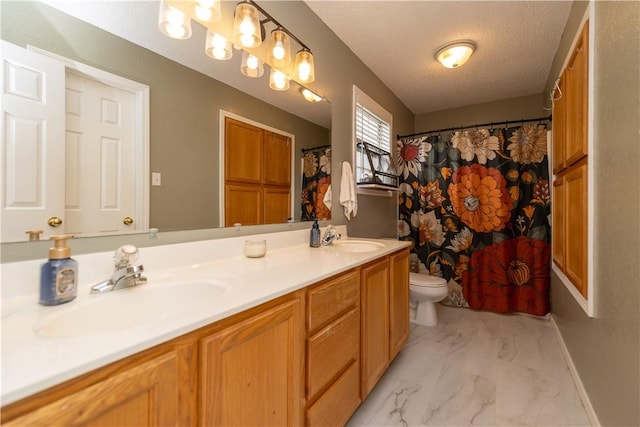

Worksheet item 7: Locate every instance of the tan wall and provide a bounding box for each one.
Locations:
[549,2,640,426]
[1,1,413,261]
[414,93,545,132]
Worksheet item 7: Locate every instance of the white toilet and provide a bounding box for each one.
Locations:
[409,272,448,326]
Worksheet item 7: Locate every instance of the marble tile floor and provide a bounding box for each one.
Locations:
[347,304,591,427]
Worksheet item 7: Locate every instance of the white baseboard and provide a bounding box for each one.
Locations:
[549,315,601,427]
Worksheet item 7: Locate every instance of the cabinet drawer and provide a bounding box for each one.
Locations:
[306,361,361,427]
[307,306,359,401]
[307,270,359,332]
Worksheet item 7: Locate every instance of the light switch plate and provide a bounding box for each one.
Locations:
[152,172,161,186]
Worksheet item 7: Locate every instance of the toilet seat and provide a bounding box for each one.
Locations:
[409,272,447,288]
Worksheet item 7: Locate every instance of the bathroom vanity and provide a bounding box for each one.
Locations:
[1,227,410,426]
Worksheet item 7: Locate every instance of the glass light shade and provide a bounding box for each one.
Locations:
[270,28,291,68]
[233,2,261,48]
[435,42,475,68]
[193,0,221,23]
[241,51,264,77]
[205,31,232,60]
[294,49,315,84]
[269,69,290,91]
[300,88,322,102]
[158,1,192,40]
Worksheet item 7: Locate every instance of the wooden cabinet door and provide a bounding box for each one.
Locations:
[264,132,291,186]
[225,117,263,184]
[200,294,304,427]
[565,23,589,167]
[389,249,410,361]
[4,350,188,427]
[565,158,588,296]
[552,175,566,270]
[263,186,291,224]
[552,71,567,174]
[225,183,262,226]
[360,258,390,399]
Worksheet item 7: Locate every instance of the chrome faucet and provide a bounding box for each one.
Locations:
[91,245,147,294]
[321,225,342,246]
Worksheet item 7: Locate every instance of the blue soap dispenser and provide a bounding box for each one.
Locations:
[310,219,321,248]
[40,234,78,306]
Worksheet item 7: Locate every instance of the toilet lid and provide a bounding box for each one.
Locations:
[409,272,447,287]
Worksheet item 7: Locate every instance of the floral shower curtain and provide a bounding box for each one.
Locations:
[301,147,331,221]
[397,124,551,316]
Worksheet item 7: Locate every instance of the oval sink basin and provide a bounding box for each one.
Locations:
[34,280,235,337]
[325,240,386,253]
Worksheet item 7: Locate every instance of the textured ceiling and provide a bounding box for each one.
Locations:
[305,0,573,115]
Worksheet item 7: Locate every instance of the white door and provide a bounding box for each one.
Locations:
[64,70,137,236]
[1,41,66,242]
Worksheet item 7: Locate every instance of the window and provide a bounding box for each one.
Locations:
[353,86,396,189]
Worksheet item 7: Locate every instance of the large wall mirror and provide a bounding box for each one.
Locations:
[1,1,331,245]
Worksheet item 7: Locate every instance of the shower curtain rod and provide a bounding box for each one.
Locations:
[396,114,552,140]
[301,144,331,153]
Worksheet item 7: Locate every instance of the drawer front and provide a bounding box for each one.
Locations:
[307,270,359,333]
[307,306,359,401]
[306,361,361,427]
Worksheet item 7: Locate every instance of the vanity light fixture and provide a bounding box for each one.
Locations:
[270,27,291,68]
[300,87,323,103]
[205,31,232,60]
[241,51,264,77]
[233,1,262,48]
[160,0,316,92]
[158,1,192,40]
[269,69,290,91]
[435,41,476,68]
[193,0,221,23]
[294,48,315,84]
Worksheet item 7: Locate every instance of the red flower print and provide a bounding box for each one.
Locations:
[461,236,550,315]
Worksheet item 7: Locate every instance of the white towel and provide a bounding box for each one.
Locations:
[323,185,332,211]
[339,161,358,220]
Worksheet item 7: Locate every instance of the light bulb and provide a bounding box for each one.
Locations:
[195,5,211,21]
[205,31,231,60]
[247,55,259,70]
[298,62,311,82]
[159,1,192,40]
[273,41,285,60]
[269,69,290,91]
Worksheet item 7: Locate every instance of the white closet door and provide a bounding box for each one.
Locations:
[64,71,136,236]
[1,41,65,242]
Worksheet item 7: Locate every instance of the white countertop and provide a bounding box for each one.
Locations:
[1,227,410,406]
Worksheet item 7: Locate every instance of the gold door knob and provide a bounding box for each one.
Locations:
[48,217,62,227]
[123,216,134,226]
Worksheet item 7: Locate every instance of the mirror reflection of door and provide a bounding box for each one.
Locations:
[224,116,292,227]
[1,41,148,242]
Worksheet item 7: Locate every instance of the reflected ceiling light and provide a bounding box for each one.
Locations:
[193,0,221,22]
[233,1,262,48]
[435,41,476,68]
[241,51,264,77]
[205,31,232,60]
[300,87,323,103]
[159,1,192,40]
[269,69,290,91]
[270,27,291,68]
[160,0,317,93]
[294,48,315,83]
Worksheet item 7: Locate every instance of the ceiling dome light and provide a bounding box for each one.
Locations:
[435,41,476,68]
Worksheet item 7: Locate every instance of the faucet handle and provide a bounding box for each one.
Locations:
[114,245,139,270]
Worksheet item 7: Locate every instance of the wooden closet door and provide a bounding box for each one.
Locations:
[225,117,263,184]
[565,23,589,167]
[552,175,567,270]
[552,71,567,174]
[263,131,292,186]
[564,158,588,296]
